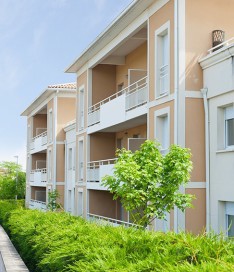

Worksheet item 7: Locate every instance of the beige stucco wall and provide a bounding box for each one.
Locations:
[116,124,147,149]
[56,185,64,207]
[92,64,116,105]
[57,97,76,141]
[148,0,174,101]
[31,153,46,169]
[33,114,47,137]
[31,186,46,199]
[77,71,87,130]
[185,0,234,91]
[116,42,147,89]
[185,188,206,234]
[185,98,205,182]
[56,144,65,182]
[89,190,121,219]
[90,132,116,161]
[148,101,174,144]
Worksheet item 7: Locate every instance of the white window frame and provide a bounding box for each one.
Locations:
[68,148,73,170]
[154,107,170,155]
[226,202,234,237]
[48,109,53,143]
[78,137,84,182]
[225,106,234,149]
[77,188,84,217]
[78,86,85,131]
[155,21,170,98]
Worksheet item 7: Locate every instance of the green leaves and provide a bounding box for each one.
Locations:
[102,140,194,227]
[1,203,234,272]
[0,161,25,200]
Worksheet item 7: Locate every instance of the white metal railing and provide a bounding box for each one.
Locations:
[30,168,47,174]
[87,158,116,182]
[208,37,234,54]
[159,64,169,96]
[30,168,47,184]
[87,213,141,228]
[30,131,47,149]
[125,79,148,111]
[88,109,100,127]
[88,76,148,126]
[29,199,47,211]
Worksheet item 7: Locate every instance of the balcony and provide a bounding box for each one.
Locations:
[87,213,140,228]
[30,168,47,187]
[87,159,116,190]
[87,76,148,133]
[30,131,47,153]
[29,199,47,211]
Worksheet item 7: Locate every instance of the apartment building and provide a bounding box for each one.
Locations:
[200,39,234,237]
[21,83,76,210]
[64,0,234,234]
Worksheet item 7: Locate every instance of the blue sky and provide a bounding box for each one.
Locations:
[0,0,132,169]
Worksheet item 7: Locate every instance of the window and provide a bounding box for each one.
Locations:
[155,107,170,155]
[225,106,234,148]
[226,202,234,237]
[78,190,83,216]
[79,87,85,131]
[155,22,170,97]
[48,109,53,142]
[68,148,72,170]
[78,139,84,181]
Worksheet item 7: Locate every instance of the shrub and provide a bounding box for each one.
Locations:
[0,208,233,271]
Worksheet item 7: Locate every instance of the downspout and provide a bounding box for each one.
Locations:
[64,139,67,211]
[201,88,210,232]
[174,0,179,233]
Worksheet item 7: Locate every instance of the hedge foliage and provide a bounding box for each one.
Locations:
[0,200,234,271]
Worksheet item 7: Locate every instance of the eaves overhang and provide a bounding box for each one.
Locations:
[65,0,155,74]
[21,87,76,117]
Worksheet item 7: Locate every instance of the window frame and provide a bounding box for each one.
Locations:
[155,21,170,99]
[154,107,170,154]
[225,106,234,149]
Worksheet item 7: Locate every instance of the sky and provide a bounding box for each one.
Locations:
[0,0,133,170]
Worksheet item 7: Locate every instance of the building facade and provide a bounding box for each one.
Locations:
[200,40,234,237]
[22,0,234,235]
[22,83,76,211]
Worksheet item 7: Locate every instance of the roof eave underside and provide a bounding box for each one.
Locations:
[65,0,155,73]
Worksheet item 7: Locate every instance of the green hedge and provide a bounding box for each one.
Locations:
[0,202,234,271]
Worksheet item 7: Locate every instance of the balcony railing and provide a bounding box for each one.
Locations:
[30,168,47,187]
[30,131,47,151]
[29,199,47,211]
[87,158,116,183]
[208,37,234,54]
[88,76,148,127]
[87,213,141,228]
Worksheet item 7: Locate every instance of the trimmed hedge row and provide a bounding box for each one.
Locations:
[0,200,234,271]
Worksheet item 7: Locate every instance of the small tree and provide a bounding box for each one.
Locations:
[47,190,61,211]
[0,161,25,200]
[102,140,193,227]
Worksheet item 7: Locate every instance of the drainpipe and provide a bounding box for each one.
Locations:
[201,88,210,232]
[174,0,179,233]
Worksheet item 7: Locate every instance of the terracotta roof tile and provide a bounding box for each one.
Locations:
[47,82,76,90]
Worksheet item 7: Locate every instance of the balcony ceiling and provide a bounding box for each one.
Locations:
[100,27,147,65]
